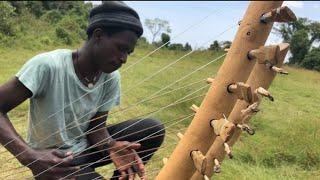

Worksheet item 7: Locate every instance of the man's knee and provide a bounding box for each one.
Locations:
[142,118,165,146]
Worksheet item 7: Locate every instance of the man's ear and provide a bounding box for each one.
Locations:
[92,28,105,42]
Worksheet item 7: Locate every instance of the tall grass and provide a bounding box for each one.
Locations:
[0,45,319,179]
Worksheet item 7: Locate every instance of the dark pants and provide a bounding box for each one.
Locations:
[72,118,165,180]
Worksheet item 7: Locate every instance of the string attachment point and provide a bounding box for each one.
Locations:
[213,158,221,173]
[237,124,255,135]
[224,143,233,159]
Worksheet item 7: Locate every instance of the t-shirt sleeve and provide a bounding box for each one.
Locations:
[15,54,51,98]
[98,71,121,112]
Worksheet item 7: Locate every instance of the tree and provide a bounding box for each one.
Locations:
[301,48,320,71]
[289,30,310,65]
[273,17,310,43]
[274,17,320,66]
[183,43,192,51]
[145,18,171,43]
[209,40,221,51]
[160,33,170,47]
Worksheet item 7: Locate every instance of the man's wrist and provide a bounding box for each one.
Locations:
[18,148,35,165]
[103,138,116,154]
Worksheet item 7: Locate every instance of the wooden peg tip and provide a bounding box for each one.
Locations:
[224,143,233,159]
[177,132,184,140]
[237,124,255,135]
[271,66,289,75]
[190,104,199,113]
[162,157,168,165]
[206,78,215,84]
[256,87,274,101]
[213,158,221,173]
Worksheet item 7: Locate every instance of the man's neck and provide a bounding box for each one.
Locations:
[74,46,100,79]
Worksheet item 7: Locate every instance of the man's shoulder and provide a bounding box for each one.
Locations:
[31,49,71,63]
[25,49,71,69]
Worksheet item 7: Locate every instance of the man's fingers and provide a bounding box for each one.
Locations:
[132,150,145,178]
[51,166,80,176]
[119,170,127,180]
[52,150,72,158]
[128,143,141,150]
[127,168,135,180]
[57,154,75,167]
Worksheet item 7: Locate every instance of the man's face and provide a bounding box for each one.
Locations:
[93,30,138,73]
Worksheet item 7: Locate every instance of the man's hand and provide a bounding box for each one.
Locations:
[19,149,80,180]
[108,141,147,180]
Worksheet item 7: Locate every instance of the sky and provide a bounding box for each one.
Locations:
[87,1,320,49]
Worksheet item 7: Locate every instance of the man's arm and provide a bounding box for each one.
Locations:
[0,77,33,161]
[86,111,115,150]
[0,77,79,179]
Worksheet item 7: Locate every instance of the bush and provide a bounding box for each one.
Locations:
[55,27,72,45]
[42,10,63,24]
[0,1,16,36]
[301,48,320,71]
[40,36,53,45]
[168,43,184,51]
[55,17,85,45]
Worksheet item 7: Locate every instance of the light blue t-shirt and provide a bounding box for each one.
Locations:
[16,49,121,153]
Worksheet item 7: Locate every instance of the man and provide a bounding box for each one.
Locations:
[0,1,165,180]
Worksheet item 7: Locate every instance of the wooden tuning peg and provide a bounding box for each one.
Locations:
[241,102,260,122]
[190,150,207,175]
[260,6,297,23]
[224,143,233,159]
[213,158,221,173]
[248,45,279,65]
[271,66,288,75]
[237,124,255,135]
[255,87,274,101]
[176,132,184,140]
[227,82,253,103]
[163,157,168,165]
[190,104,199,113]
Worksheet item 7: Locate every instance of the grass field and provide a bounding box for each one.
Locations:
[0,44,319,179]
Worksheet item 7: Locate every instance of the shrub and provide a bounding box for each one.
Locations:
[0,1,16,36]
[301,48,320,71]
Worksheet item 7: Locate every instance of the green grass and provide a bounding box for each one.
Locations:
[0,45,319,179]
